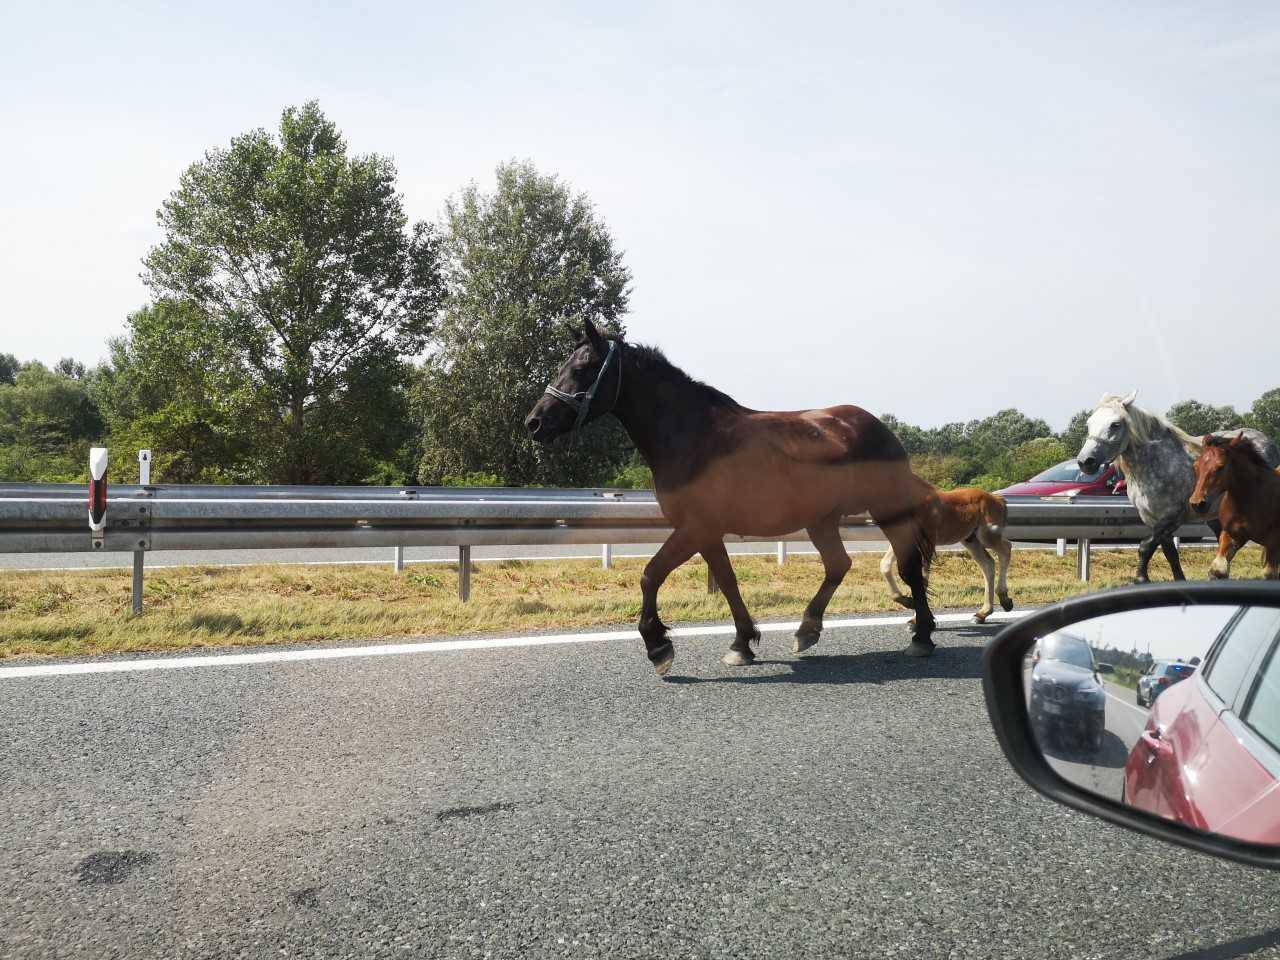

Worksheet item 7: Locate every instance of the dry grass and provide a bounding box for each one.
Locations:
[0,547,1268,661]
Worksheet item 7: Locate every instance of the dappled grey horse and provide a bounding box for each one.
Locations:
[1077,391,1279,582]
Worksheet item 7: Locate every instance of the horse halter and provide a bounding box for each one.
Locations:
[543,339,622,432]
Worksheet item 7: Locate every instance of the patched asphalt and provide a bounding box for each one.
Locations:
[2,618,1279,960]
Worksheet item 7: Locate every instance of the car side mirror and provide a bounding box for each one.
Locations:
[984,581,1280,869]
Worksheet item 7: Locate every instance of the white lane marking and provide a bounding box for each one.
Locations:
[0,609,1035,680]
[1105,688,1148,719]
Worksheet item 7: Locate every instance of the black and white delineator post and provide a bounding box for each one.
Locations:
[88,447,109,549]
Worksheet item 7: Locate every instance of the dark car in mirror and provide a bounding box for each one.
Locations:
[983,581,1280,869]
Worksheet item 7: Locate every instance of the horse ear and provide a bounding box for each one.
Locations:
[582,316,607,354]
[1120,390,1138,407]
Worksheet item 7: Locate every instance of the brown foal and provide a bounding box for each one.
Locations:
[525,320,937,676]
[1190,433,1280,581]
[880,486,1013,623]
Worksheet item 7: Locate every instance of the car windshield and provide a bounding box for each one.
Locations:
[1164,663,1195,678]
[1030,460,1104,483]
[1040,632,1095,670]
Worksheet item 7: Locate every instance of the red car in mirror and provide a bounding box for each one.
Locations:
[1122,606,1280,844]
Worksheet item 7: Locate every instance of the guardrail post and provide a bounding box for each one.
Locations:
[1077,538,1091,581]
[458,545,471,601]
[602,543,612,569]
[131,550,144,616]
[777,541,787,566]
[393,546,405,573]
[138,449,151,486]
[1056,538,1065,558]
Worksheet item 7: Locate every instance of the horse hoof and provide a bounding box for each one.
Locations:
[999,595,1014,612]
[651,642,674,677]
[904,640,936,658]
[793,629,821,655]
[722,648,755,667]
[973,612,989,624]
[1132,576,1149,585]
[891,594,916,611]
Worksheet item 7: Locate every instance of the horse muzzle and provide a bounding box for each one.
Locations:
[1190,498,1210,516]
[1078,457,1099,475]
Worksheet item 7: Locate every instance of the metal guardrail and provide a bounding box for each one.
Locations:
[0,477,1213,612]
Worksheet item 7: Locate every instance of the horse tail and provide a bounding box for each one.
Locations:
[983,492,1007,538]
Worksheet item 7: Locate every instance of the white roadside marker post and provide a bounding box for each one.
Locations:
[777,541,787,565]
[133,450,152,615]
[602,543,612,569]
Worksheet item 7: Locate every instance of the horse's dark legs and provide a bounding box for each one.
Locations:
[1160,538,1187,581]
[795,517,852,654]
[883,520,935,656]
[639,528,699,676]
[700,540,760,666]
[1136,518,1182,583]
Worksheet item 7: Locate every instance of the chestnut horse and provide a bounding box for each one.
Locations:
[1190,433,1280,580]
[880,486,1013,623]
[524,320,937,676]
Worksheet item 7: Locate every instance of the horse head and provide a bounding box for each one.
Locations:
[1191,432,1251,514]
[1077,390,1137,475]
[525,317,624,443]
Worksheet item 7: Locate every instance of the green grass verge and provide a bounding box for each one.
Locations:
[0,547,1268,661]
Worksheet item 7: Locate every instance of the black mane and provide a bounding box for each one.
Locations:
[622,340,743,410]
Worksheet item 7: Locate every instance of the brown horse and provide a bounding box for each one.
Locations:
[524,319,937,676]
[880,485,1013,623]
[1190,433,1280,581]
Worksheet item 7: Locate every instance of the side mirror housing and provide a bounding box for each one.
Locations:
[984,581,1280,870]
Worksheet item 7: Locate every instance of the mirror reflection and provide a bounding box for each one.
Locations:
[1023,603,1280,845]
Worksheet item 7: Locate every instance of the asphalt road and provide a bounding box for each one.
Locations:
[3,616,1279,960]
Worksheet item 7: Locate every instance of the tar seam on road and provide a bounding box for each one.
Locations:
[0,609,1034,680]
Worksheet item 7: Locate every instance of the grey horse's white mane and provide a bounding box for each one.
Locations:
[1095,393,1203,472]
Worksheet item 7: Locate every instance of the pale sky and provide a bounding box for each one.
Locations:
[4,1,1279,428]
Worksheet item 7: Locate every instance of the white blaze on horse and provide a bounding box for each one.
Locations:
[880,485,1013,623]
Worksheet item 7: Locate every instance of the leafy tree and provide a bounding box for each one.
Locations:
[1166,399,1241,438]
[1246,388,1280,443]
[95,300,284,482]
[0,354,19,386]
[995,437,1068,484]
[1058,409,1091,456]
[0,361,105,481]
[54,358,87,380]
[879,413,932,455]
[140,102,442,482]
[963,408,1053,454]
[417,161,633,487]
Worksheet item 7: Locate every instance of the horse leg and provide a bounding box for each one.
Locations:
[880,546,913,610]
[701,540,760,666]
[961,534,995,623]
[1264,543,1279,581]
[884,520,935,657]
[983,528,1014,612]
[639,528,699,676]
[1134,534,1160,583]
[1160,538,1187,581]
[1209,531,1241,580]
[795,517,852,654]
